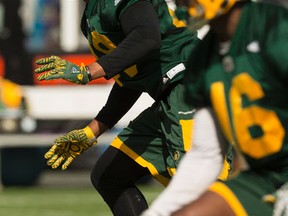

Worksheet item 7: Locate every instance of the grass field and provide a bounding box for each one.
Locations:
[0,185,163,216]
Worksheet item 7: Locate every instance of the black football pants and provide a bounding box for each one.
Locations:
[91,146,150,216]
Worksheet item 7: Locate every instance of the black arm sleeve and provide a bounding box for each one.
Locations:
[97,0,161,79]
[95,84,142,128]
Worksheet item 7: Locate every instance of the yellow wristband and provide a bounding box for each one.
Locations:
[83,126,97,144]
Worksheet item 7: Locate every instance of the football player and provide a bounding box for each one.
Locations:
[34,0,232,215]
[142,0,288,215]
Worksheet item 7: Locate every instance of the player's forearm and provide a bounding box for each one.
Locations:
[95,83,142,129]
[86,62,106,80]
[88,119,109,138]
[142,108,226,216]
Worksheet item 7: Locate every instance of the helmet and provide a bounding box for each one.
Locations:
[175,0,245,31]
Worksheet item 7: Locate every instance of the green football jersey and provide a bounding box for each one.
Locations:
[81,0,198,99]
[185,2,288,183]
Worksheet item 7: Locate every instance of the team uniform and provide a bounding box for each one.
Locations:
[36,0,233,214]
[185,2,288,215]
[81,0,200,185]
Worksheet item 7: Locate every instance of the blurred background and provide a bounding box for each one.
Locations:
[0,0,155,188]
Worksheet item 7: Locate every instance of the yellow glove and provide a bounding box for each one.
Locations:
[44,126,97,170]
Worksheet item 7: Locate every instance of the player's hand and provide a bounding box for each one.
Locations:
[262,182,288,216]
[35,55,91,85]
[44,126,97,170]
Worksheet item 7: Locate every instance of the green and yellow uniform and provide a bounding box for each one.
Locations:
[82,0,196,98]
[81,0,211,186]
[185,2,288,215]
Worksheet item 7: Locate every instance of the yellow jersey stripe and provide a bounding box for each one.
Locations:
[179,119,193,152]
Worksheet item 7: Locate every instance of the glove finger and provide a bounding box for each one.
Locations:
[37,71,65,81]
[61,156,75,170]
[35,56,59,65]
[51,155,66,169]
[44,145,57,159]
[37,72,53,81]
[47,154,60,166]
[35,62,57,73]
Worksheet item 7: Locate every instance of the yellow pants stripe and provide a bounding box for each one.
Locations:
[209,181,248,216]
[111,136,170,186]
